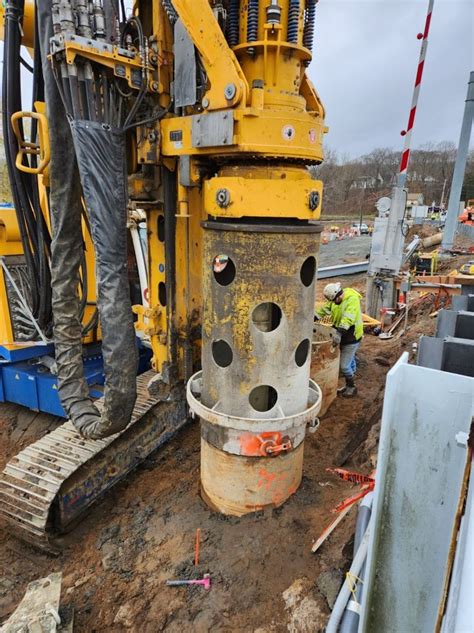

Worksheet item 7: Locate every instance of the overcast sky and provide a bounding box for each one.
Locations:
[309,0,473,158]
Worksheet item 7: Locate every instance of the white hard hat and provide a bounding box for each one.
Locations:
[323,282,342,301]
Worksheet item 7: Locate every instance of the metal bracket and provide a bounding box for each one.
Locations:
[174,19,197,108]
[191,111,234,148]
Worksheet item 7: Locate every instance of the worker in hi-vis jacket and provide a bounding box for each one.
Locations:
[314,282,363,398]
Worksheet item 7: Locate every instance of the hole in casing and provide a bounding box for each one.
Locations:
[252,302,282,332]
[213,255,236,286]
[249,385,278,412]
[295,338,310,367]
[300,256,316,287]
[212,340,233,368]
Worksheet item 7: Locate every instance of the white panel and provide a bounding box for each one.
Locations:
[359,355,474,633]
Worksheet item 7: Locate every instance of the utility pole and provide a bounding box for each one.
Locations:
[440,178,446,210]
[441,71,474,251]
[359,181,366,231]
[366,0,434,316]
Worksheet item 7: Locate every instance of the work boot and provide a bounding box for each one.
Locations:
[338,376,358,398]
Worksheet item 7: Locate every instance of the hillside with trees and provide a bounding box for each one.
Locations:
[310,142,474,217]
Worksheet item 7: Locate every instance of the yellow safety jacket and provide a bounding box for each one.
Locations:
[316,288,364,344]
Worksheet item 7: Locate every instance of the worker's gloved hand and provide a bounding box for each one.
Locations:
[331,329,342,346]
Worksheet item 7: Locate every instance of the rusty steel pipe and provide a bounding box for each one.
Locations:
[421,232,443,249]
[187,221,323,515]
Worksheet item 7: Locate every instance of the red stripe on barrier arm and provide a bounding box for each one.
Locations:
[399,150,410,173]
[407,106,417,132]
[424,12,432,38]
[415,60,425,87]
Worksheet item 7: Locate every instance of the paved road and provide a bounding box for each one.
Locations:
[319,235,372,268]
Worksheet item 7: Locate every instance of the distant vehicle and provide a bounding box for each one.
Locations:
[351,222,369,235]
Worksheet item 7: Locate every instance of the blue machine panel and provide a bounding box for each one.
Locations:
[0,342,151,417]
[0,343,54,363]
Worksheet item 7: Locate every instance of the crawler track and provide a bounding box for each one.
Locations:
[0,371,187,550]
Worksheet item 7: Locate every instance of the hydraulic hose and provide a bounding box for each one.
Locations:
[2,0,54,335]
[40,0,139,438]
[32,6,53,333]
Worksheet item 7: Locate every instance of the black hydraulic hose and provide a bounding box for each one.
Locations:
[32,5,53,332]
[2,0,54,337]
[122,103,172,132]
[82,306,99,337]
[20,55,33,72]
[2,0,41,319]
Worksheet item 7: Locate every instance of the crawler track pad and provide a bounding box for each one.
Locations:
[0,371,188,551]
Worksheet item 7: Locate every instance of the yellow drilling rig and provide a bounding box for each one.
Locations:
[0,0,325,549]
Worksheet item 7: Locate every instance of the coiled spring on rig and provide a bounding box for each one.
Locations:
[287,0,300,44]
[247,0,259,55]
[226,0,240,48]
[303,0,317,64]
[161,0,178,25]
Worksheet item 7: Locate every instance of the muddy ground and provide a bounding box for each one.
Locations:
[0,236,471,632]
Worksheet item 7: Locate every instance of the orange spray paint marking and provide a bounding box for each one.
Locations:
[257,469,290,505]
[194,528,201,566]
[257,469,277,490]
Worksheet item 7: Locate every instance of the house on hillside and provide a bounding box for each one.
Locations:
[406,192,424,211]
[350,174,385,189]
[406,193,428,221]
